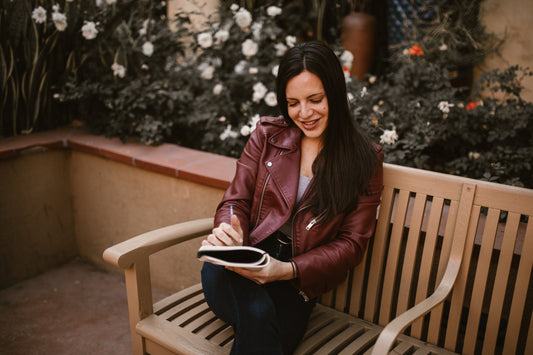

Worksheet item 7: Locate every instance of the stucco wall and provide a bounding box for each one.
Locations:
[1,147,226,293]
[70,151,224,294]
[479,0,533,102]
[0,149,76,289]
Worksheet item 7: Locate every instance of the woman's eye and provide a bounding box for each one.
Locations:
[311,98,323,104]
[288,102,297,107]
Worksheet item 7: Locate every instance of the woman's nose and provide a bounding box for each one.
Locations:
[300,103,312,118]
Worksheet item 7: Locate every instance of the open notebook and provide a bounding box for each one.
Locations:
[197,245,270,269]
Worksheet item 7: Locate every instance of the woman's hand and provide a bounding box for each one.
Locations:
[226,258,295,284]
[202,215,243,246]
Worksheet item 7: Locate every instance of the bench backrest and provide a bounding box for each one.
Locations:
[319,163,533,354]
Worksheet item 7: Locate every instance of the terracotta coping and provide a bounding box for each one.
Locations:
[0,127,236,190]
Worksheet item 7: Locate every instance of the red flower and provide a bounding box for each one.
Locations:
[409,44,424,56]
[466,102,479,111]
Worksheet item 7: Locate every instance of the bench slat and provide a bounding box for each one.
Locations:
[503,219,533,353]
[463,207,500,354]
[482,211,521,353]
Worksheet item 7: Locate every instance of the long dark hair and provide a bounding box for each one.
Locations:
[276,41,379,219]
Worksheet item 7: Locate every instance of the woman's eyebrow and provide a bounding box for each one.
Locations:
[286,92,324,101]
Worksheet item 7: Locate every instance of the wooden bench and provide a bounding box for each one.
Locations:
[103,163,533,354]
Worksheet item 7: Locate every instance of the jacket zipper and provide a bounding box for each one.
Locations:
[253,150,284,230]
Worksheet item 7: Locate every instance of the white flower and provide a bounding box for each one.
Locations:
[249,67,258,74]
[81,21,98,40]
[252,82,268,102]
[249,114,260,130]
[438,101,454,114]
[66,0,74,2]
[372,105,380,112]
[251,22,263,40]
[142,41,154,56]
[439,43,448,51]
[264,92,277,107]
[468,152,481,160]
[347,93,354,102]
[111,63,126,78]
[230,4,239,12]
[32,6,47,24]
[240,125,251,136]
[198,32,213,49]
[234,60,248,74]
[52,11,67,31]
[200,65,215,80]
[267,6,282,17]
[106,0,117,4]
[340,50,354,70]
[242,39,258,57]
[274,43,287,57]
[271,65,279,77]
[52,4,60,12]
[218,116,226,122]
[234,8,252,30]
[220,125,239,141]
[361,86,368,97]
[285,35,297,48]
[380,129,399,145]
[213,84,223,95]
[368,75,377,84]
[214,30,229,43]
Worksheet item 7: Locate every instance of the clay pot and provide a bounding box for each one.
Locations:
[342,11,377,81]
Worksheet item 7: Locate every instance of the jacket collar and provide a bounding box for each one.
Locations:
[260,116,301,151]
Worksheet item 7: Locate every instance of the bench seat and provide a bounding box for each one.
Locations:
[137,283,457,355]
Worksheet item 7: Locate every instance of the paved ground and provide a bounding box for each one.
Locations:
[0,258,167,355]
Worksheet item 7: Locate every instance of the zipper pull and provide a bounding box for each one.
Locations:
[306,218,318,230]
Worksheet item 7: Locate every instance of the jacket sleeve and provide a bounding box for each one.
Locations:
[292,147,384,300]
[213,124,266,242]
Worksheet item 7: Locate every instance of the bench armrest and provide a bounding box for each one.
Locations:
[103,217,214,269]
[372,183,476,354]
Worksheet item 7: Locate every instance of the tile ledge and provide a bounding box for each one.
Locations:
[0,127,236,189]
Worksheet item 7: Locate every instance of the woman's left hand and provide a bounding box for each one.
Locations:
[226,258,294,284]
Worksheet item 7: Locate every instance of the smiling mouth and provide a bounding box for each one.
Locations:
[301,119,320,128]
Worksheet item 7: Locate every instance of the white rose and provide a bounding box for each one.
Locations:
[252,82,268,102]
[234,60,248,74]
[340,50,354,69]
[439,43,448,51]
[242,39,258,57]
[271,65,279,77]
[220,125,239,141]
[248,114,260,131]
[380,129,399,145]
[142,41,154,57]
[32,6,47,24]
[274,42,287,57]
[251,22,262,40]
[214,30,229,43]
[249,67,258,74]
[267,6,282,17]
[234,8,252,30]
[52,12,67,31]
[230,4,239,12]
[111,63,126,78]
[198,32,213,49]
[240,125,251,136]
[200,65,215,80]
[438,101,454,114]
[213,84,223,95]
[285,35,297,48]
[264,92,277,107]
[81,21,98,40]
[368,75,377,84]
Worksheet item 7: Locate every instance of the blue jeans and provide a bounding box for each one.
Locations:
[201,262,315,355]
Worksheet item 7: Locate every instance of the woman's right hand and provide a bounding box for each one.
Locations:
[202,214,243,246]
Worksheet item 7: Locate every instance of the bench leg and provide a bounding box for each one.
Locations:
[124,258,154,355]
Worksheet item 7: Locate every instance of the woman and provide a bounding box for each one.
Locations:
[201,41,383,354]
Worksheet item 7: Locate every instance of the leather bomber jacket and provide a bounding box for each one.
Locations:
[214,116,384,300]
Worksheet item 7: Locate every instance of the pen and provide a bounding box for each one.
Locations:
[230,205,234,217]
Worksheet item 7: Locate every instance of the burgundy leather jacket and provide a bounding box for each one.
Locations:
[214,116,384,300]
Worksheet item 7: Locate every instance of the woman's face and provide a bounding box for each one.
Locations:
[285,71,329,142]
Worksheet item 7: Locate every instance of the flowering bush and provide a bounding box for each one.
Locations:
[346,45,533,187]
